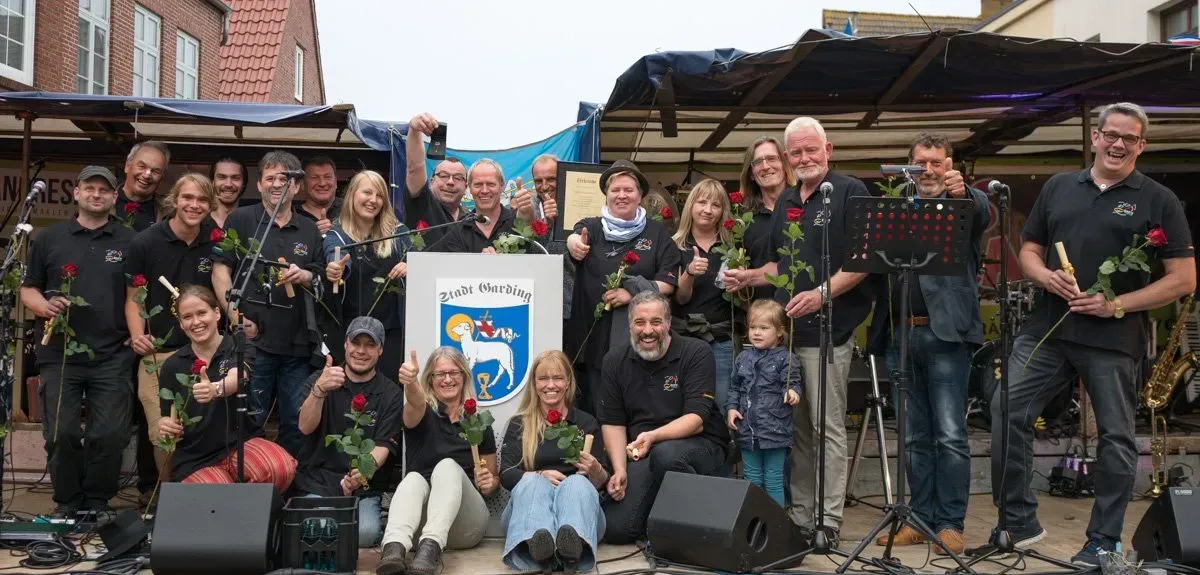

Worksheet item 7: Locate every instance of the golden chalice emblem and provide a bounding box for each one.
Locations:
[477,372,493,401]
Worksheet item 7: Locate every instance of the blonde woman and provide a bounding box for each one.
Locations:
[322,170,409,377]
[670,179,736,408]
[499,351,608,573]
[377,347,498,575]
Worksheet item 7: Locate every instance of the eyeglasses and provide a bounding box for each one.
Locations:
[432,370,463,381]
[751,155,782,168]
[535,375,568,383]
[1099,130,1142,146]
[434,172,466,183]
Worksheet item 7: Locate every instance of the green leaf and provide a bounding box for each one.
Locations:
[176,373,191,386]
[325,435,337,446]
[188,415,202,425]
[148,305,163,317]
[342,443,361,456]
[1087,287,1099,296]
[352,427,364,439]
[557,436,573,450]
[479,411,495,427]
[1099,260,1116,275]
[361,438,376,452]
[373,277,385,284]
[544,426,560,440]
[465,428,483,445]
[764,273,789,289]
[357,453,377,481]
[159,388,175,400]
[1118,264,1128,273]
[138,310,149,319]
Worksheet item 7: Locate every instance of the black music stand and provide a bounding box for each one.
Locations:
[836,194,977,573]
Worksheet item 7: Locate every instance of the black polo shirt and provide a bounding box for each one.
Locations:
[743,203,778,302]
[432,206,519,253]
[404,182,464,248]
[124,219,218,351]
[158,335,263,482]
[293,195,343,225]
[498,408,608,492]
[404,403,497,482]
[117,190,159,232]
[293,370,403,496]
[673,237,733,333]
[768,172,873,347]
[25,217,136,366]
[214,203,325,357]
[1020,169,1194,356]
[598,335,729,450]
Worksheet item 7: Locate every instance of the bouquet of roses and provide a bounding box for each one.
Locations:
[457,398,494,469]
[325,393,378,482]
[542,409,589,465]
[712,191,755,303]
[595,251,640,319]
[494,219,550,254]
[156,358,207,452]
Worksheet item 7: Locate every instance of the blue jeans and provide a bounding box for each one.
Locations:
[886,326,971,531]
[741,448,787,507]
[502,474,605,571]
[301,493,381,548]
[711,339,734,411]
[251,352,313,457]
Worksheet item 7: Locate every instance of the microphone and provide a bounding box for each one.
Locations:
[280,169,306,180]
[881,164,927,175]
[819,182,833,195]
[25,180,45,204]
[987,180,1010,195]
[466,212,490,224]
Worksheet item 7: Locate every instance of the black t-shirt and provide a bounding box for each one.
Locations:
[673,236,733,335]
[117,190,159,232]
[324,226,407,332]
[1020,169,1194,356]
[293,371,404,495]
[25,217,136,365]
[598,335,729,450]
[214,204,325,357]
[743,203,778,302]
[124,220,217,351]
[403,182,463,248]
[404,403,497,482]
[498,408,609,492]
[768,173,873,347]
[431,206,520,253]
[158,335,264,482]
[888,273,929,322]
[294,196,343,225]
[566,218,681,366]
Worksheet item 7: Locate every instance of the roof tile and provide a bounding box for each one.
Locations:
[219,0,291,101]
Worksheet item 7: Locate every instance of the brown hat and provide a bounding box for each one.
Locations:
[599,159,649,195]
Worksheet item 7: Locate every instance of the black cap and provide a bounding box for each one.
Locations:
[599,159,649,195]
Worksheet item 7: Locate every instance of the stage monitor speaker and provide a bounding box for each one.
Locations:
[647,472,806,572]
[1133,486,1200,567]
[150,482,281,575]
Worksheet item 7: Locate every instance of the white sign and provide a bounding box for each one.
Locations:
[436,277,534,407]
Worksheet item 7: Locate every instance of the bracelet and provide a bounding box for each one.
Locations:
[312,388,326,399]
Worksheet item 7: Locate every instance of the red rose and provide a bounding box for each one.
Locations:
[622,251,639,266]
[464,398,477,416]
[531,219,550,237]
[351,393,367,413]
[416,220,430,231]
[1147,225,1168,248]
[547,409,563,425]
[209,228,225,243]
[61,264,78,279]
[131,274,148,287]
[191,358,207,375]
[659,206,674,220]
[123,202,139,215]
[786,208,804,222]
[729,191,744,204]
[723,218,736,230]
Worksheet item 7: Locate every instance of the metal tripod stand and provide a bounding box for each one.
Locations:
[845,353,894,508]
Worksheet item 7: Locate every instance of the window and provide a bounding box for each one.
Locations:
[133,6,160,97]
[77,0,109,94]
[175,32,198,99]
[293,45,304,101]
[1162,0,1199,41]
[0,0,36,85]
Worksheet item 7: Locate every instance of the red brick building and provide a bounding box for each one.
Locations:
[0,0,324,105]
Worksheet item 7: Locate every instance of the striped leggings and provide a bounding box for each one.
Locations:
[182,437,297,492]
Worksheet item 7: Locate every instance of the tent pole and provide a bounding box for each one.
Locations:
[12,114,31,422]
[1081,100,1092,168]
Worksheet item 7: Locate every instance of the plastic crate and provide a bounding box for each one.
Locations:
[281,496,358,573]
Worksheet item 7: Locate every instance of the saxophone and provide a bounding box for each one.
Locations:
[1145,295,1198,496]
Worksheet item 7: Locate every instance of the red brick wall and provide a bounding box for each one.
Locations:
[27,0,223,98]
[271,0,324,105]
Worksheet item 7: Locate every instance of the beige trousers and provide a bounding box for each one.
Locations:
[137,349,178,473]
[382,458,489,550]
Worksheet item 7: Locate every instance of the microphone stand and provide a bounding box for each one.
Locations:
[338,214,480,251]
[226,176,302,483]
[0,185,38,516]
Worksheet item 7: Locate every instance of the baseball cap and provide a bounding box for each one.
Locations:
[77,165,117,189]
[346,316,385,346]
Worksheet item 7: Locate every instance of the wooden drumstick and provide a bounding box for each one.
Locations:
[278,258,295,298]
[332,247,341,294]
[40,318,53,345]
[470,444,483,469]
[157,276,180,299]
[1054,241,1075,278]
[583,434,594,454]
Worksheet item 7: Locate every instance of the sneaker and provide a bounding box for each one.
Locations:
[875,525,925,547]
[965,525,1047,559]
[934,528,965,556]
[526,528,556,567]
[821,526,841,549]
[49,504,79,520]
[1071,535,1119,566]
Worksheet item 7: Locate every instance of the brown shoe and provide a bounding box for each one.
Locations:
[934,528,965,556]
[875,525,924,547]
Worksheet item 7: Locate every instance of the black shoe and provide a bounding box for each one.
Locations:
[408,538,442,575]
[527,528,556,569]
[966,525,1048,559]
[821,526,841,549]
[86,504,117,525]
[1071,535,1118,566]
[376,542,408,575]
[50,504,79,520]
[556,525,583,574]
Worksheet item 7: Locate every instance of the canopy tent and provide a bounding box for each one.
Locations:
[599,29,1200,179]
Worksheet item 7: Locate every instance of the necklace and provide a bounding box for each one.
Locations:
[604,239,636,259]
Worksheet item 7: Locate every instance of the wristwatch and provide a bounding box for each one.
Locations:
[1111,297,1126,319]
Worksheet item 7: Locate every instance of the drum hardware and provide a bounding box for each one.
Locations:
[845,352,893,510]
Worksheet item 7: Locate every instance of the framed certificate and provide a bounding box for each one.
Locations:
[553,161,609,241]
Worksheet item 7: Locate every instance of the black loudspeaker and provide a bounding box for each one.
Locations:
[1134,487,1200,567]
[647,472,806,572]
[150,482,282,575]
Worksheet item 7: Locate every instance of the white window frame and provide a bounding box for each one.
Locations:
[132,5,161,97]
[77,0,111,95]
[293,45,304,101]
[0,0,37,85]
[175,31,199,99]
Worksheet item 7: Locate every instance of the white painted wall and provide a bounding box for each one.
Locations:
[985,0,1193,43]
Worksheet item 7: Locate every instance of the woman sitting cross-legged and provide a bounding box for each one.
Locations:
[376,347,499,575]
[500,350,609,573]
[156,285,296,489]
